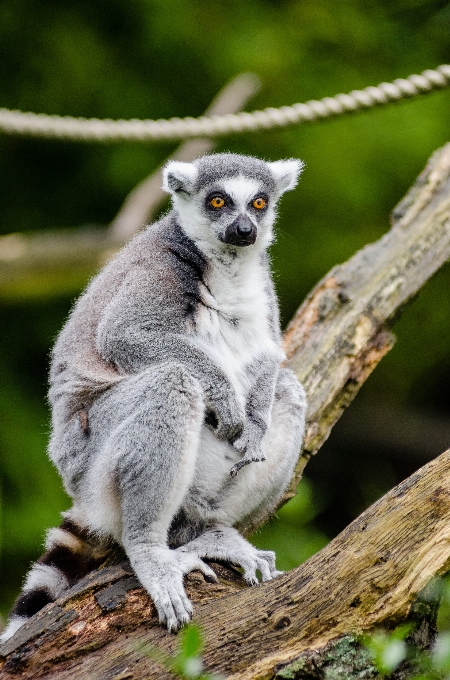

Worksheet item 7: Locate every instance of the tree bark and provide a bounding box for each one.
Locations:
[1,143,450,678]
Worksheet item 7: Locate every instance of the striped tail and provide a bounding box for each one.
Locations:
[1,518,109,643]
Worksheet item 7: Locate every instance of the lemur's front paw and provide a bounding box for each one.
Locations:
[132,546,216,633]
[229,426,265,476]
[206,399,245,442]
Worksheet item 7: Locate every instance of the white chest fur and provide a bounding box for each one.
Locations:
[193,250,281,404]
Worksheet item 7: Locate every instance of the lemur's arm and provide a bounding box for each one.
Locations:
[95,270,244,441]
[230,355,280,475]
[229,270,283,475]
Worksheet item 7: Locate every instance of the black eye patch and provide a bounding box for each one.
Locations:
[205,191,234,212]
[249,193,269,211]
[248,193,269,214]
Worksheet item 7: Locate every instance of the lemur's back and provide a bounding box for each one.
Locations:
[49,214,194,417]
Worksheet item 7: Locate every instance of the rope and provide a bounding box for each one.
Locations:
[1,64,449,143]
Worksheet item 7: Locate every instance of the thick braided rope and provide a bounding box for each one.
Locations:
[1,65,449,143]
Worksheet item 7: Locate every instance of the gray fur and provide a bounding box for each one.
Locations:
[1,153,307,640]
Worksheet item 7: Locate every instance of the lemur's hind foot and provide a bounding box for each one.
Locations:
[127,544,217,633]
[0,519,108,643]
[177,525,283,586]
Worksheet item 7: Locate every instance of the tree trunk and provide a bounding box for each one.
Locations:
[1,143,450,679]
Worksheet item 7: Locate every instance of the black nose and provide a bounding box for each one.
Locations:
[222,215,257,246]
[235,215,253,236]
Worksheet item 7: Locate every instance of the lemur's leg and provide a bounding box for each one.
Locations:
[177,369,306,584]
[1,363,213,642]
[104,362,217,632]
[0,517,107,643]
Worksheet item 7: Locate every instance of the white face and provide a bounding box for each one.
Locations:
[162,156,303,253]
[172,175,276,252]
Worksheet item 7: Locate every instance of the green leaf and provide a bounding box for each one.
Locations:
[180,624,203,659]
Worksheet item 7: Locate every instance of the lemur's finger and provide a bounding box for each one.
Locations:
[168,587,192,627]
[243,571,259,586]
[168,572,193,616]
[167,575,193,621]
[159,592,174,622]
[166,612,180,633]
[159,583,185,630]
[176,550,218,582]
[178,588,194,617]
[150,585,167,625]
[230,454,266,476]
[240,558,259,586]
[258,550,284,578]
[255,558,272,582]
[158,590,179,633]
[194,559,218,582]
[229,458,252,477]
[257,550,277,572]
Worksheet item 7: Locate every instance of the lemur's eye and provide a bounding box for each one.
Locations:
[252,197,267,210]
[210,196,225,209]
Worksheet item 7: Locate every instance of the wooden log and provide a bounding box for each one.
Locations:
[2,449,450,679]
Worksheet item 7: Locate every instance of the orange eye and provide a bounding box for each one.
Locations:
[252,197,267,210]
[210,196,225,209]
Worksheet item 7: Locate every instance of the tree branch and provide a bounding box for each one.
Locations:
[280,141,450,502]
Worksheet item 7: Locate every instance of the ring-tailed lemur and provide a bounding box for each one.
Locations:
[1,153,307,640]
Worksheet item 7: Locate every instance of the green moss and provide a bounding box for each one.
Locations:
[276,657,307,679]
[324,637,378,679]
[276,636,378,679]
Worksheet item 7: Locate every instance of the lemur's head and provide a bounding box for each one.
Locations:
[162,153,304,251]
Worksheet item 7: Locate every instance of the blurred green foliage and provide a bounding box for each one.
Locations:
[251,478,328,570]
[0,0,449,618]
[138,623,224,679]
[362,577,450,678]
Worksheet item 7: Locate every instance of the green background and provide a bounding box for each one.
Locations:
[1,0,449,618]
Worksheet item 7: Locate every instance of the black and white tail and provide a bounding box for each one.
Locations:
[1,518,108,643]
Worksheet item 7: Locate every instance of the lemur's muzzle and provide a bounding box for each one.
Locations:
[222,215,257,246]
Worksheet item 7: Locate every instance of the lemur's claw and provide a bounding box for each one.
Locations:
[230,453,266,477]
[230,459,248,476]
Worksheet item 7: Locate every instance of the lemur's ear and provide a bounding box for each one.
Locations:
[268,159,305,195]
[162,161,198,196]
